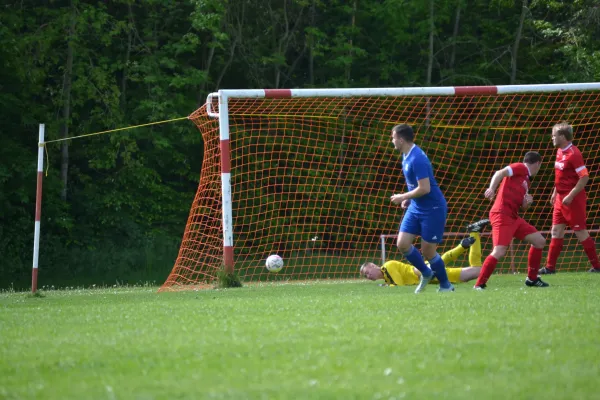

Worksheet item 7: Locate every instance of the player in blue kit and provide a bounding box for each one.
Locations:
[390,124,452,293]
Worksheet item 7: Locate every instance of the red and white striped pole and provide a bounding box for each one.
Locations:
[218,93,234,273]
[32,124,45,293]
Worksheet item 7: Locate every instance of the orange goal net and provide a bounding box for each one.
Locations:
[161,84,600,290]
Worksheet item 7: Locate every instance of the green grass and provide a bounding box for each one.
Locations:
[1,273,599,399]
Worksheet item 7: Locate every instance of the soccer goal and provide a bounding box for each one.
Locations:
[160,83,600,290]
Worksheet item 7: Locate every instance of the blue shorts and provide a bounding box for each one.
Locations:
[399,206,447,244]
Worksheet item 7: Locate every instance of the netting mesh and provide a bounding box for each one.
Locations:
[161,91,600,290]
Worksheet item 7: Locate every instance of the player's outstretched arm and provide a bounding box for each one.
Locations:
[484,167,510,199]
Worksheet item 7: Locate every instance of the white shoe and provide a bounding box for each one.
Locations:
[438,284,455,293]
[415,273,434,293]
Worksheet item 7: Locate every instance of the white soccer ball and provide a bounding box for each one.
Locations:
[265,254,284,273]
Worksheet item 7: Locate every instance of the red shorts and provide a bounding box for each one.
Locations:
[553,191,587,230]
[490,212,538,247]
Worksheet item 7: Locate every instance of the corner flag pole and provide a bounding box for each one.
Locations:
[32,124,45,293]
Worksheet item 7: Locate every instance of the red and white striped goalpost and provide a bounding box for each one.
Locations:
[32,124,45,293]
[217,94,234,272]
[204,82,600,273]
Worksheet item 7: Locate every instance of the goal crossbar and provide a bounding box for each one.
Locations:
[206,82,600,116]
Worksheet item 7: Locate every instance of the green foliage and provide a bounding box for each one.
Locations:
[530,0,600,82]
[1,0,600,288]
[0,1,201,289]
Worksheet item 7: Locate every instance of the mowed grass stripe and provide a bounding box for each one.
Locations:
[1,274,599,399]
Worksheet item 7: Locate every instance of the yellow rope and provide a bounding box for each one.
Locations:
[44,145,49,176]
[40,116,189,145]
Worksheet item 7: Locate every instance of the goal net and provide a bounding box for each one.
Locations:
[161,84,600,290]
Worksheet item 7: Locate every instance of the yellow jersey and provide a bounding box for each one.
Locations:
[380,260,463,286]
[378,233,481,286]
[380,261,420,286]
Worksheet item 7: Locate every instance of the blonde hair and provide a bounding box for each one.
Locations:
[360,262,376,276]
[553,122,573,141]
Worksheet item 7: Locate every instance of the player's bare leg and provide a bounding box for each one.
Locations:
[397,232,414,252]
[459,267,481,282]
[420,240,439,262]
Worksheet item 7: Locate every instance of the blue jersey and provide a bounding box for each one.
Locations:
[402,145,446,211]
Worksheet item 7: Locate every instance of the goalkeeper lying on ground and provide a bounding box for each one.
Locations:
[360,219,489,286]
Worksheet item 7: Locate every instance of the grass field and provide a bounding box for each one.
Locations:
[1,273,599,399]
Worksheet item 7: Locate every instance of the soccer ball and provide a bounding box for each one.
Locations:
[265,254,284,273]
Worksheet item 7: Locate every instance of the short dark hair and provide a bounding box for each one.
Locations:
[392,124,415,142]
[553,122,573,141]
[523,151,542,164]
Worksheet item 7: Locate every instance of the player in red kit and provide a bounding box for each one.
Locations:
[474,151,549,289]
[539,122,600,274]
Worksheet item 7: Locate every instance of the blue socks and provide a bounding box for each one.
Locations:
[404,246,433,278]
[404,247,452,288]
[428,253,451,289]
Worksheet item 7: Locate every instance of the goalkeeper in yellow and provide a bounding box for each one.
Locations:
[360,219,489,286]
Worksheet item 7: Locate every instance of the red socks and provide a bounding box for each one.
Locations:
[545,238,564,271]
[527,247,543,280]
[475,255,498,286]
[548,236,600,270]
[582,237,600,269]
[477,236,598,285]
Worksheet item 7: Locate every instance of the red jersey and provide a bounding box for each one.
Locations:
[491,163,531,218]
[555,143,588,194]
